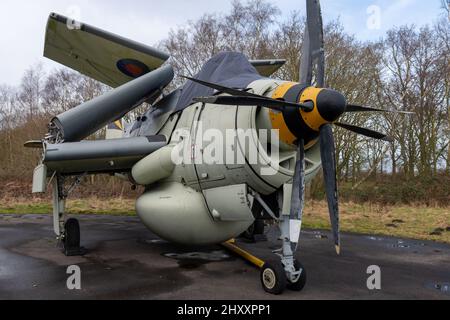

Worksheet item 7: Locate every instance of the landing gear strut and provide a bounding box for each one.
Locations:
[248,185,307,295]
[260,184,307,294]
[52,174,86,256]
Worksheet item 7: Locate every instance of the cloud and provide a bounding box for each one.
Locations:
[0,0,442,86]
[0,0,232,85]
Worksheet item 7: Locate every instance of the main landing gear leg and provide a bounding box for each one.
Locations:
[260,185,306,295]
[52,175,86,256]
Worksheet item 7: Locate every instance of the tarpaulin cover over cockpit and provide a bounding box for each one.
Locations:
[175,51,264,112]
[132,52,264,136]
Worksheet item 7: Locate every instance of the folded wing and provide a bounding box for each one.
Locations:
[44,13,170,88]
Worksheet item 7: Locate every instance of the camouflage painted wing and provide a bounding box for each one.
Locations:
[44,13,170,88]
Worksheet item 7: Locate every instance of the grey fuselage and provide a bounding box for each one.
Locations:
[129,79,322,245]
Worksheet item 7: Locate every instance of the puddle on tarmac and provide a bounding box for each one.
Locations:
[366,236,387,242]
[163,250,232,270]
[143,239,168,244]
[313,231,328,239]
[425,282,450,296]
[391,240,410,249]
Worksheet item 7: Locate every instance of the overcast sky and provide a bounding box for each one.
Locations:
[0,0,445,86]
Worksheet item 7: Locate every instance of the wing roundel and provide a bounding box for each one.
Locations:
[44,13,170,88]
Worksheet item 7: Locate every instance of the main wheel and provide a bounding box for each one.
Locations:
[253,219,265,235]
[64,218,80,249]
[63,218,85,256]
[240,220,265,242]
[260,260,287,295]
[287,259,307,292]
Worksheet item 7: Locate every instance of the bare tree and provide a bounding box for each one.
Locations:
[160,0,280,87]
[442,0,450,20]
[0,0,448,203]
[18,63,45,122]
[271,11,305,81]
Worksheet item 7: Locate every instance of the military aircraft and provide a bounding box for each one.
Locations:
[26,0,410,294]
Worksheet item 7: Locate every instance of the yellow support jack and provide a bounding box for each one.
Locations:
[222,239,307,295]
[222,239,265,269]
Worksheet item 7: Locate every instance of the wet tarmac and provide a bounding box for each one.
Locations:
[0,214,449,300]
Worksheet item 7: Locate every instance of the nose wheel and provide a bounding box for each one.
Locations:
[261,260,286,295]
[260,259,306,294]
[223,239,307,295]
[287,260,307,291]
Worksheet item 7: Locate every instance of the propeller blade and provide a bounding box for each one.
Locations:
[319,124,340,255]
[300,0,325,87]
[307,0,325,87]
[299,24,312,85]
[334,122,393,142]
[346,104,415,114]
[193,96,314,112]
[289,139,306,251]
[182,76,260,98]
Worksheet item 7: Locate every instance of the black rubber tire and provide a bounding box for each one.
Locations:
[240,220,265,242]
[64,218,81,249]
[239,224,255,241]
[287,259,307,292]
[260,260,287,295]
[253,219,265,235]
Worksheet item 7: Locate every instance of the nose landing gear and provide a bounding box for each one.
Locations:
[225,183,308,295]
[223,238,307,295]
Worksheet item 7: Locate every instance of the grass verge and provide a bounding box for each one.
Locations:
[0,197,136,216]
[304,201,450,244]
[1,197,449,243]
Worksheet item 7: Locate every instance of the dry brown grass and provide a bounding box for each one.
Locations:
[1,196,449,243]
[304,200,450,243]
[0,196,136,215]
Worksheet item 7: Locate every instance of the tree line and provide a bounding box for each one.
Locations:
[1,0,449,204]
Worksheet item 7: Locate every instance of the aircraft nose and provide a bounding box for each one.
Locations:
[315,89,347,123]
